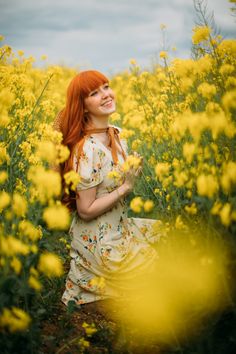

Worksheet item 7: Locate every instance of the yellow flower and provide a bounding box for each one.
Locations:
[0,144,10,165]
[0,307,31,332]
[10,257,22,274]
[175,215,188,230]
[56,144,70,164]
[17,50,24,56]
[0,236,30,256]
[30,244,38,253]
[130,197,144,213]
[18,220,42,242]
[119,128,135,140]
[210,200,222,215]
[28,275,42,291]
[173,171,189,187]
[219,64,234,76]
[40,54,47,60]
[121,154,142,172]
[78,338,90,348]
[35,140,57,163]
[0,171,8,184]
[184,203,197,215]
[192,26,211,45]
[219,203,231,227]
[64,170,81,192]
[37,252,64,277]
[197,83,216,100]
[12,193,28,217]
[143,200,154,213]
[27,166,61,203]
[43,204,70,230]
[82,322,97,337]
[155,162,170,181]
[221,161,236,193]
[160,24,166,30]
[131,139,142,150]
[30,266,39,277]
[107,170,122,183]
[129,58,137,65]
[110,112,121,122]
[222,90,236,112]
[159,51,168,59]
[0,191,11,211]
[182,143,196,163]
[196,174,219,198]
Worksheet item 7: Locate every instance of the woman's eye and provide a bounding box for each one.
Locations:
[90,91,98,96]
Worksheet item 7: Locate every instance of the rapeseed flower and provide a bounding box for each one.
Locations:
[197,174,219,198]
[0,171,8,184]
[10,257,22,274]
[12,193,27,217]
[184,203,198,215]
[121,154,142,172]
[0,307,31,332]
[35,140,57,163]
[64,170,81,193]
[37,252,63,277]
[219,203,231,227]
[221,161,236,193]
[159,51,168,59]
[43,204,70,230]
[82,322,97,337]
[192,26,211,45]
[130,197,144,213]
[28,275,42,291]
[27,166,61,203]
[18,220,42,242]
[197,82,216,99]
[155,162,170,181]
[0,191,11,211]
[143,200,154,213]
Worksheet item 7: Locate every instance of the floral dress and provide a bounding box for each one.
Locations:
[61,125,160,306]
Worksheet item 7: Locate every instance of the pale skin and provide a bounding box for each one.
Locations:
[76,82,143,222]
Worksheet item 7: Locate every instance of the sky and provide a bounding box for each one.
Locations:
[0,0,235,77]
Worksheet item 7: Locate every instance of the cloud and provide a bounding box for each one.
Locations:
[0,0,235,76]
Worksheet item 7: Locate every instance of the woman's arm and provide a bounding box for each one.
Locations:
[76,183,130,222]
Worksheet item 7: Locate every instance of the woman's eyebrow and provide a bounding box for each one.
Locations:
[90,84,107,94]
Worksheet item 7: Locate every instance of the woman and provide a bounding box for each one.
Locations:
[53,70,159,307]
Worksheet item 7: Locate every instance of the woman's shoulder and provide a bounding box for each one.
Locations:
[109,124,122,133]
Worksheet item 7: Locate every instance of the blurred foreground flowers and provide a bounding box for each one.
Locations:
[103,225,233,347]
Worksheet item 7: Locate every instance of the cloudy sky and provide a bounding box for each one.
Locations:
[0,0,235,77]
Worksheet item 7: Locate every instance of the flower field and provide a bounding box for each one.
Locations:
[0,2,236,353]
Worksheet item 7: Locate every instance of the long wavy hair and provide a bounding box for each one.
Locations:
[56,70,109,213]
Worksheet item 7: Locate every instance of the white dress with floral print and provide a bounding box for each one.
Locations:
[61,125,159,306]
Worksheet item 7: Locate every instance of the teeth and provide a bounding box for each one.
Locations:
[102,100,112,106]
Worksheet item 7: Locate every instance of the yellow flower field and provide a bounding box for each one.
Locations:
[0,4,236,352]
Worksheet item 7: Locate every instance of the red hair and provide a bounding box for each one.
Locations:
[58,70,109,212]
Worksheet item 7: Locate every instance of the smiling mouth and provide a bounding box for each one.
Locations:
[101,100,113,107]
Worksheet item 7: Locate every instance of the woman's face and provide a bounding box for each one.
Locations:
[83,82,116,118]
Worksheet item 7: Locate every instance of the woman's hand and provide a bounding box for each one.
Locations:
[122,152,143,193]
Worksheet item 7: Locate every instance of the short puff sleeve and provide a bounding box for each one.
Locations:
[73,140,104,191]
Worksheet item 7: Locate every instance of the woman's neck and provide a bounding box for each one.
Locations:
[88,115,109,129]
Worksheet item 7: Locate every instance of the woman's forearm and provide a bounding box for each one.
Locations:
[79,184,129,221]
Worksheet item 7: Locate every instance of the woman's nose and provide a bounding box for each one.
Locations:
[101,88,109,97]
